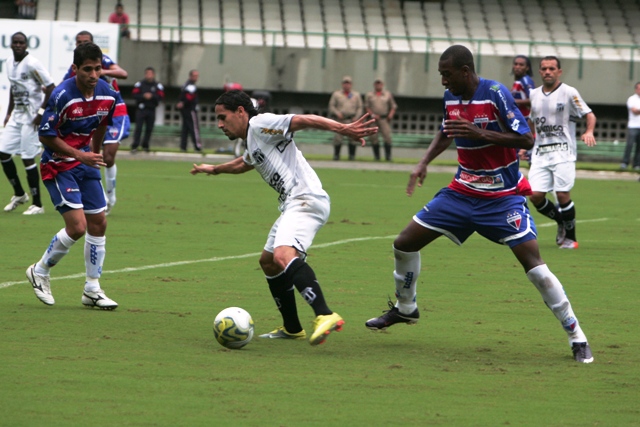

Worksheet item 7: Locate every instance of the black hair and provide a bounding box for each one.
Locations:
[215,90,259,118]
[145,66,155,72]
[440,45,475,72]
[76,30,94,42]
[73,42,103,67]
[514,55,533,76]
[11,32,27,42]
[541,55,561,69]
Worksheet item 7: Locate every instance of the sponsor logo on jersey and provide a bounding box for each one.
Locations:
[72,107,83,115]
[260,127,284,136]
[506,110,516,119]
[65,187,80,193]
[251,148,265,164]
[511,118,520,131]
[459,171,505,189]
[506,211,522,230]
[536,142,568,155]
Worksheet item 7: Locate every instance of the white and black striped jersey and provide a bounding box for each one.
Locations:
[5,53,54,124]
[242,113,328,209]
[529,82,591,166]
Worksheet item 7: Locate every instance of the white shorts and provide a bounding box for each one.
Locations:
[527,161,576,193]
[264,194,331,258]
[0,119,42,159]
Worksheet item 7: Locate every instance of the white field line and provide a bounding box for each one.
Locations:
[0,235,396,290]
[0,218,609,291]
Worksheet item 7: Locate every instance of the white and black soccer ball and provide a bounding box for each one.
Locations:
[213,307,254,349]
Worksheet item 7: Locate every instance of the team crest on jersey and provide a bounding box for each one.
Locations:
[473,114,489,129]
[506,111,515,119]
[506,211,522,230]
[556,103,565,112]
[21,72,28,80]
[252,148,265,164]
[96,107,110,117]
[109,127,119,137]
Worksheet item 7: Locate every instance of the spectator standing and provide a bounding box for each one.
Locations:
[1,32,55,215]
[131,67,164,153]
[365,45,593,364]
[191,90,377,345]
[108,3,130,39]
[177,69,202,152]
[328,76,363,161]
[528,56,596,249]
[621,82,640,170]
[63,30,130,215]
[365,79,397,161]
[27,42,122,309]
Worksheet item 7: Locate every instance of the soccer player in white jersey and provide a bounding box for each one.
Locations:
[527,56,596,249]
[191,90,377,346]
[1,32,55,215]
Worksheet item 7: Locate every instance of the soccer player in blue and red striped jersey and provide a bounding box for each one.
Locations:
[25,42,124,310]
[365,45,593,363]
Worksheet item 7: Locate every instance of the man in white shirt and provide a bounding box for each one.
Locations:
[1,32,55,215]
[190,90,376,346]
[621,82,640,170]
[527,56,596,249]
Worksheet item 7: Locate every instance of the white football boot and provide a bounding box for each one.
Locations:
[26,264,55,305]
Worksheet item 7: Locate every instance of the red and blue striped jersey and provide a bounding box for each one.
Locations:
[511,74,535,118]
[38,78,125,180]
[443,78,532,199]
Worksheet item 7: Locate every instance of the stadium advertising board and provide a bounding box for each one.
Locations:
[0,19,119,123]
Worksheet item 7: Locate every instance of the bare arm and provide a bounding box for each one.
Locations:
[39,135,105,168]
[4,92,14,126]
[32,83,55,126]
[442,118,534,150]
[91,125,108,153]
[581,112,597,146]
[290,114,377,146]
[190,156,254,176]
[406,130,454,196]
[102,64,128,80]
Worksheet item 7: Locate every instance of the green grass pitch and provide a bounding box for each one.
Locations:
[1,158,639,426]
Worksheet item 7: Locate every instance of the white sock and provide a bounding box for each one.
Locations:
[36,229,76,275]
[84,234,106,290]
[393,246,420,314]
[105,164,117,204]
[526,264,588,344]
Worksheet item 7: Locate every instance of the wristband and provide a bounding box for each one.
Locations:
[37,108,45,116]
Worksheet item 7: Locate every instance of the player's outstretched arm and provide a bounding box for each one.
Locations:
[190,156,253,176]
[290,113,377,146]
[102,64,128,80]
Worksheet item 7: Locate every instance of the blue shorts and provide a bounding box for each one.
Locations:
[413,187,537,248]
[104,114,131,144]
[43,164,107,215]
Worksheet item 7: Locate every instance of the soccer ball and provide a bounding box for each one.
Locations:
[213,307,254,349]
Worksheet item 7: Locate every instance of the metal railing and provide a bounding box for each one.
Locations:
[127,24,640,79]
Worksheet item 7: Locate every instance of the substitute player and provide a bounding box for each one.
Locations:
[528,56,596,249]
[63,30,130,215]
[1,32,55,215]
[191,90,377,346]
[365,45,593,363]
[26,42,123,309]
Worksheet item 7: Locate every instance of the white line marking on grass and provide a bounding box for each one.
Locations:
[537,218,609,227]
[0,235,396,290]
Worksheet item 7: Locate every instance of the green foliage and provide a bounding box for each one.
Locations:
[1,159,639,426]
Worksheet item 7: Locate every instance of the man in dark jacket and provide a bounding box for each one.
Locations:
[131,67,164,153]
[177,70,202,152]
